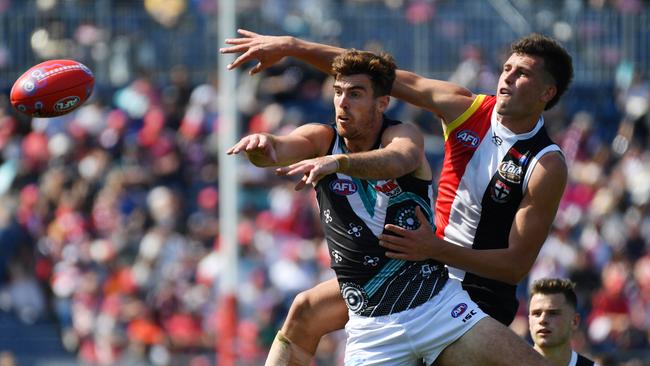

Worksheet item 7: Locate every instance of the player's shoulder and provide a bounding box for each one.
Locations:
[290,122,336,141]
[382,117,421,135]
[294,122,334,133]
[534,149,568,177]
[289,122,336,152]
[526,149,567,199]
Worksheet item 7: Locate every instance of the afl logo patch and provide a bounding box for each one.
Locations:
[329,179,357,195]
[456,130,480,148]
[451,303,468,318]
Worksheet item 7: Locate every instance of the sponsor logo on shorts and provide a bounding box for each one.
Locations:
[456,130,480,148]
[462,309,478,323]
[451,303,468,318]
[329,179,357,195]
[55,96,80,112]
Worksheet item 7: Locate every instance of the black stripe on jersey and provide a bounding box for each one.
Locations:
[576,353,596,366]
[464,125,557,325]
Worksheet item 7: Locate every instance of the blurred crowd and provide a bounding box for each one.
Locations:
[1,48,650,366]
[0,0,650,366]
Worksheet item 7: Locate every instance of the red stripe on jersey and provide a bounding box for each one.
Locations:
[435,95,496,238]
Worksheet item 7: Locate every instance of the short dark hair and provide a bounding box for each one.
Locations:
[331,49,397,97]
[510,33,573,110]
[529,278,578,310]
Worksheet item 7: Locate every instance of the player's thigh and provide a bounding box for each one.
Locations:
[435,316,550,366]
[282,278,348,343]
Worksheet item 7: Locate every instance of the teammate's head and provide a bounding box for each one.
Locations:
[528,278,579,350]
[509,34,573,110]
[331,49,396,97]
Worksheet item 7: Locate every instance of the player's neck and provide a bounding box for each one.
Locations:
[534,343,573,366]
[344,116,383,153]
[496,113,542,134]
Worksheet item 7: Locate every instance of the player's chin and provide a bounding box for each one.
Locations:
[495,98,509,111]
[335,126,352,138]
[534,334,555,344]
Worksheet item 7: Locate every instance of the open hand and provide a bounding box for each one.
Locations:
[227,133,278,166]
[220,29,292,75]
[379,206,437,261]
[276,155,339,190]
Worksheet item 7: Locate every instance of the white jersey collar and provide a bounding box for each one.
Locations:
[490,106,545,140]
[567,350,578,366]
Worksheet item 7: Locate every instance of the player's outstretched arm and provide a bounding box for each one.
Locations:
[227,123,334,168]
[380,152,567,285]
[392,70,476,123]
[221,29,475,123]
[276,122,429,190]
[221,29,344,76]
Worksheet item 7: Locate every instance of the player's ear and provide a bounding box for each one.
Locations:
[376,95,390,112]
[571,312,580,330]
[540,84,557,104]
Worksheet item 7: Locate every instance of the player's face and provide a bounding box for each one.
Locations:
[528,293,578,349]
[333,74,387,145]
[496,53,556,118]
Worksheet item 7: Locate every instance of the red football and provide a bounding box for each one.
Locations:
[10,59,94,117]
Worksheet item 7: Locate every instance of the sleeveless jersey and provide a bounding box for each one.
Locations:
[316,117,448,317]
[435,95,563,325]
[572,351,597,366]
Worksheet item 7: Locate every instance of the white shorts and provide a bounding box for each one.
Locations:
[344,279,487,366]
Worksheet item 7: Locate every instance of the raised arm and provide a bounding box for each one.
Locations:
[227,123,333,167]
[392,70,476,123]
[221,29,342,76]
[338,122,428,180]
[379,152,567,285]
[277,122,430,190]
[221,29,476,123]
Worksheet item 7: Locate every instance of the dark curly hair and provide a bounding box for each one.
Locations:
[331,49,397,97]
[510,34,573,110]
[529,278,578,310]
